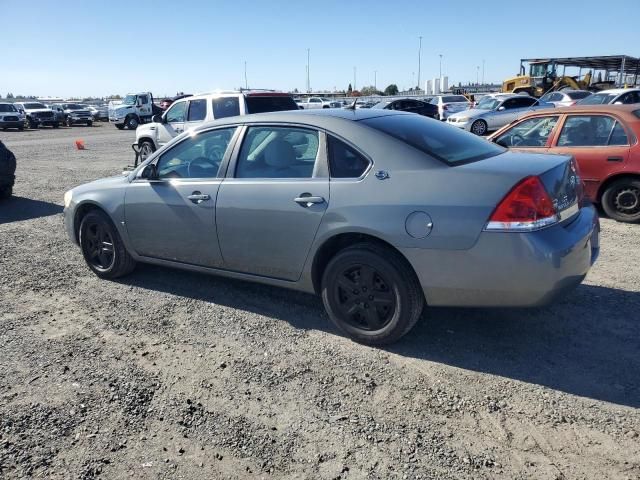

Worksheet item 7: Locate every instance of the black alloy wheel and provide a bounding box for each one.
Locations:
[321,243,424,345]
[602,178,640,223]
[82,218,115,271]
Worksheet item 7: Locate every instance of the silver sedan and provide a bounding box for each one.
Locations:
[63,109,599,345]
[447,94,553,135]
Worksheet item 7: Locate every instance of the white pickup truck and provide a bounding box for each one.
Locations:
[296,97,332,109]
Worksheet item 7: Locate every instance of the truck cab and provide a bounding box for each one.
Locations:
[108,92,159,130]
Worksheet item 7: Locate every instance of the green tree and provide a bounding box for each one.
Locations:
[360,85,381,96]
[383,84,398,96]
[6,93,14,99]
[347,83,353,94]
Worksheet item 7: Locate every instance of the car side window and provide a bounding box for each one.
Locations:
[557,115,627,147]
[328,135,370,178]
[187,99,206,122]
[495,116,559,148]
[165,101,187,123]
[621,92,640,104]
[139,95,149,105]
[155,127,237,179]
[212,97,240,119]
[540,93,553,103]
[501,99,518,110]
[235,126,319,179]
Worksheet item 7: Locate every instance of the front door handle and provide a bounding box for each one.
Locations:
[294,194,325,207]
[607,156,624,162]
[188,191,210,204]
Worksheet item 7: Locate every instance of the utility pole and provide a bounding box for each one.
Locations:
[439,54,443,79]
[306,48,310,93]
[476,65,479,85]
[482,59,485,85]
[353,66,357,91]
[244,61,248,89]
[374,70,377,91]
[417,36,422,90]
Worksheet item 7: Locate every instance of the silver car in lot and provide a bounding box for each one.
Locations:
[429,95,470,120]
[447,94,552,135]
[63,109,599,345]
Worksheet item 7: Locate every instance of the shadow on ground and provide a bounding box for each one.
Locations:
[120,265,640,408]
[0,196,63,224]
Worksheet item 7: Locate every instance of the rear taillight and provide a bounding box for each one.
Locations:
[485,176,558,231]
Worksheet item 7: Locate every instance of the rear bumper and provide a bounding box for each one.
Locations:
[401,205,600,307]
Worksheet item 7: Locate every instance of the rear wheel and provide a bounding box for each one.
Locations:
[601,178,640,223]
[470,119,488,136]
[321,243,424,345]
[115,124,125,130]
[79,210,136,278]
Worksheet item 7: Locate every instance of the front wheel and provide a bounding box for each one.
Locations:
[470,119,488,136]
[601,178,640,223]
[126,116,139,130]
[53,122,59,129]
[321,243,424,345]
[139,140,156,161]
[87,120,93,127]
[115,124,125,130]
[79,210,136,278]
[66,117,73,127]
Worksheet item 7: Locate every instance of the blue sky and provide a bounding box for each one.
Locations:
[2,0,639,98]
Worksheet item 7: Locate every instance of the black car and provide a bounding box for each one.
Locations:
[0,141,16,199]
[371,98,438,118]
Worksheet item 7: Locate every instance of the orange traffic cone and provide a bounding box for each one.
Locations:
[75,139,85,150]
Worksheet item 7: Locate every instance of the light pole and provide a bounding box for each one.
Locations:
[374,70,377,91]
[476,65,479,85]
[482,59,485,85]
[353,66,356,91]
[439,54,443,79]
[417,36,422,91]
[306,48,310,93]
[244,61,248,89]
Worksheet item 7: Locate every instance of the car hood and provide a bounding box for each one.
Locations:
[449,108,491,120]
[72,175,129,195]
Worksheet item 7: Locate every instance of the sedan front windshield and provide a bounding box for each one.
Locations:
[475,97,500,110]
[24,103,46,109]
[0,104,17,112]
[64,104,84,110]
[122,95,137,105]
[578,93,617,105]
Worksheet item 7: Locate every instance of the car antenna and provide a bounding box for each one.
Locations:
[345,98,357,110]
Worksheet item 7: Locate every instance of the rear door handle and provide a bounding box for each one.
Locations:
[294,195,325,206]
[607,156,624,162]
[187,192,210,203]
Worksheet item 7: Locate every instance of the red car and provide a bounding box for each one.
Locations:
[489,105,640,223]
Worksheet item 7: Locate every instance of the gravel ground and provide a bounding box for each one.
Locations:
[1,124,639,480]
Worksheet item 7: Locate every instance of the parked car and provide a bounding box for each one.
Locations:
[0,140,16,198]
[13,102,59,129]
[296,97,333,109]
[539,90,592,107]
[64,109,599,345]
[489,104,640,223]
[0,103,25,131]
[49,104,66,124]
[109,92,163,130]
[447,94,552,135]
[429,94,471,120]
[83,105,102,121]
[577,88,640,106]
[371,98,438,118]
[134,90,299,161]
[52,103,93,127]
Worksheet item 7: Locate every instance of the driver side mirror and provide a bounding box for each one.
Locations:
[139,163,158,180]
[613,101,623,105]
[152,114,163,123]
[497,106,506,111]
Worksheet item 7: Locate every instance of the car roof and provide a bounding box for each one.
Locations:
[594,88,640,94]
[514,104,640,121]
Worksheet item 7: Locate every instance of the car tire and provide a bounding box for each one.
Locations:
[470,119,488,136]
[321,242,424,345]
[115,124,125,130]
[53,122,59,129]
[79,210,136,279]
[87,120,93,127]
[126,116,139,130]
[601,177,640,223]
[27,118,37,129]
[18,126,24,131]
[66,117,73,127]
[139,140,156,161]
[0,185,12,199]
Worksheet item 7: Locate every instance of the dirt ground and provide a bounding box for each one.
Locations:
[1,124,639,480]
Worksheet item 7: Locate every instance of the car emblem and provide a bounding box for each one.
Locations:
[375,170,390,180]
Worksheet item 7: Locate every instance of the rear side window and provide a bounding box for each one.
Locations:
[557,115,629,147]
[495,116,559,147]
[362,115,504,165]
[187,99,206,121]
[328,136,370,178]
[245,95,299,114]
[566,91,591,100]
[212,97,240,119]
